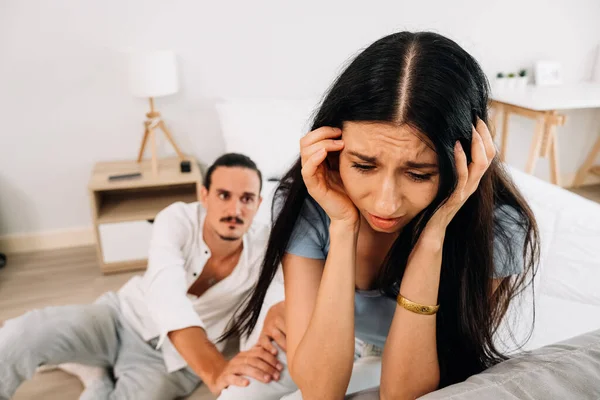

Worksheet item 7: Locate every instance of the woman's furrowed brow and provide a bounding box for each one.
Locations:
[349,151,437,169]
[348,151,377,163]
[404,161,438,169]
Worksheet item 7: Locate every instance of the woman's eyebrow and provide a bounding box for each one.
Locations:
[348,151,377,163]
[349,151,437,169]
[404,161,438,169]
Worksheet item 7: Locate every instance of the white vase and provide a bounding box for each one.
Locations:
[495,78,507,92]
[506,77,518,90]
[517,76,528,90]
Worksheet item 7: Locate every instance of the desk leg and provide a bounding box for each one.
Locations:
[490,106,500,139]
[526,118,545,175]
[549,129,560,186]
[500,109,510,162]
[573,134,600,187]
[540,111,557,158]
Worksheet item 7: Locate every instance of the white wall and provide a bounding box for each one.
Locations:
[1,0,600,237]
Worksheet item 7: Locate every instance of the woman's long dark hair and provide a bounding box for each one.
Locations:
[222,31,539,388]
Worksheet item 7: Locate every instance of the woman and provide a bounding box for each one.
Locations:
[223,31,539,399]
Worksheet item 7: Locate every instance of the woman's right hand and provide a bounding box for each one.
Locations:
[300,127,358,225]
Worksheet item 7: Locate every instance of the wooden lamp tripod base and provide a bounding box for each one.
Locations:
[137,97,185,175]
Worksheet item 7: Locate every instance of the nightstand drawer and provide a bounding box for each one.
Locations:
[99,221,153,264]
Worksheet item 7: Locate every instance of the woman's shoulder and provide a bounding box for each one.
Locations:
[286,196,331,259]
[301,196,331,225]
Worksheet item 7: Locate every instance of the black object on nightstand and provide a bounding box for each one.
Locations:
[0,253,6,269]
[180,160,191,173]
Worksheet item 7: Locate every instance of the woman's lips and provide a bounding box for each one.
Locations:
[368,213,403,230]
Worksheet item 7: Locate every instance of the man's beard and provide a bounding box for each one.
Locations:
[218,234,241,242]
[218,216,244,241]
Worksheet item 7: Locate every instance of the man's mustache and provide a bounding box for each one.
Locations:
[220,216,244,225]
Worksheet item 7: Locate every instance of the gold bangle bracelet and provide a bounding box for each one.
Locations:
[397,294,440,315]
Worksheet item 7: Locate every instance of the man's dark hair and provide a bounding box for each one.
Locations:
[204,153,262,192]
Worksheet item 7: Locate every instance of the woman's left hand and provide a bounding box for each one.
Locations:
[256,301,287,356]
[426,118,496,234]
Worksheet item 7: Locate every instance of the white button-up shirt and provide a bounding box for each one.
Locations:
[118,201,277,373]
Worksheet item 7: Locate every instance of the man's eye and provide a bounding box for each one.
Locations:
[242,196,253,204]
[219,193,229,200]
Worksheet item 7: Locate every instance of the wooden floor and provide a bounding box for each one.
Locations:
[1,184,598,399]
[0,246,214,400]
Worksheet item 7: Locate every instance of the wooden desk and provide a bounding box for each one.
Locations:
[88,156,203,274]
[491,83,600,187]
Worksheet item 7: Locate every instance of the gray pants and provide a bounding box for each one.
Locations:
[0,292,200,400]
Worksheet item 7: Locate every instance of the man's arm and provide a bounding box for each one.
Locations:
[142,205,280,395]
[168,327,228,390]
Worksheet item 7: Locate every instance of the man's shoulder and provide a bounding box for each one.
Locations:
[154,202,200,233]
[157,201,200,220]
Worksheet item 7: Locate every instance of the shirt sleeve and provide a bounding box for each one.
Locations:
[285,198,329,259]
[141,203,205,349]
[492,205,528,278]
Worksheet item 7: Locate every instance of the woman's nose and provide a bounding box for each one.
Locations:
[374,179,401,217]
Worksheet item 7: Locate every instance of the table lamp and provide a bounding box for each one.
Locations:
[128,50,185,175]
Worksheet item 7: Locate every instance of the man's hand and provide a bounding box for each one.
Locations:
[208,346,283,395]
[257,301,287,355]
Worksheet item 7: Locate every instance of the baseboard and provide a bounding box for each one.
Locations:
[0,227,95,254]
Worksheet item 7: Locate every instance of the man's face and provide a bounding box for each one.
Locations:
[201,166,262,241]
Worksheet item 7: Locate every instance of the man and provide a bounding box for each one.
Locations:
[0,153,287,399]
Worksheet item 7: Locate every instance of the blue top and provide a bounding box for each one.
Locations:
[286,198,526,349]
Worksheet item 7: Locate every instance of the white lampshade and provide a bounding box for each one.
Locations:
[128,50,179,98]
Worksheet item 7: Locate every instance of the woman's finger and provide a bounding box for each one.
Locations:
[259,334,278,355]
[301,148,328,189]
[274,315,286,335]
[468,127,489,186]
[454,141,469,196]
[475,118,497,162]
[300,139,344,165]
[299,127,342,149]
[269,328,287,352]
[470,126,488,168]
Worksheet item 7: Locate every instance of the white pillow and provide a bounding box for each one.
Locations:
[498,166,600,353]
[508,166,600,306]
[216,98,319,180]
[253,180,279,226]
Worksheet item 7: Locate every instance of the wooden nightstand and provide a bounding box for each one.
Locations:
[88,156,202,274]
